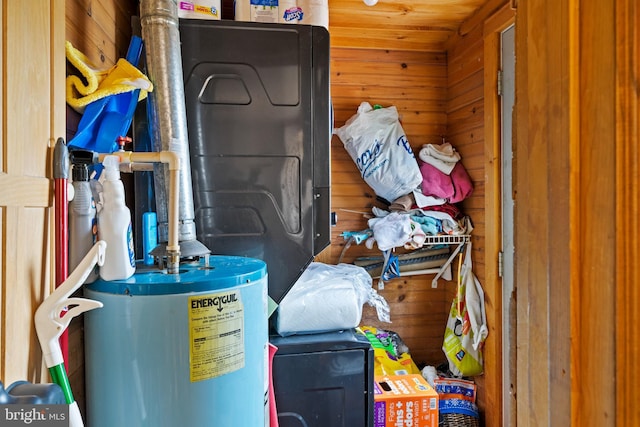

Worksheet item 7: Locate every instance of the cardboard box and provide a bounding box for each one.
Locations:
[373,374,439,427]
[234,0,328,29]
[178,1,221,20]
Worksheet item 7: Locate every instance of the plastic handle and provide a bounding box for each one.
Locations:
[35,241,106,368]
[69,401,84,427]
[53,138,69,180]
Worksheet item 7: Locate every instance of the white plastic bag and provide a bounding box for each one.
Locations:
[442,243,489,376]
[334,102,423,203]
[276,262,391,336]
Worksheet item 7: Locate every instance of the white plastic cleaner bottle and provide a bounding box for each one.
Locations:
[98,155,136,281]
[68,150,98,283]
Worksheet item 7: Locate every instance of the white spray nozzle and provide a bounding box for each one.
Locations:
[102,155,120,181]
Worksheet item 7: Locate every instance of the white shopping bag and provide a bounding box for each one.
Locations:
[335,102,423,203]
[442,242,489,377]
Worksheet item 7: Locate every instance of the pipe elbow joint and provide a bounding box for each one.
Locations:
[160,151,180,171]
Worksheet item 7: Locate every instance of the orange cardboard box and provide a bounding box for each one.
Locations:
[373,374,439,427]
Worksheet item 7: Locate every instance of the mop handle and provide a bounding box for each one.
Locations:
[53,137,69,286]
[53,137,70,365]
[48,363,86,427]
[49,363,73,404]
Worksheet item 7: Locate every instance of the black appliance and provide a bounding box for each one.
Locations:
[180,19,331,304]
[270,329,374,427]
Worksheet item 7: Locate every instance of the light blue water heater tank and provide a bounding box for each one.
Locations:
[84,256,268,427]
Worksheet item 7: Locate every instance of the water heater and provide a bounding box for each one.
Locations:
[84,256,268,427]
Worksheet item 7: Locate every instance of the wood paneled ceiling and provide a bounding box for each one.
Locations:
[328,0,496,51]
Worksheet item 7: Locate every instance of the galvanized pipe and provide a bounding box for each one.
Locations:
[140,0,207,262]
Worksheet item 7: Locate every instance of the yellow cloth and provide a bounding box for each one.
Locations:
[65,41,153,113]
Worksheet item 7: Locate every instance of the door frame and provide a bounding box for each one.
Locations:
[483,4,516,426]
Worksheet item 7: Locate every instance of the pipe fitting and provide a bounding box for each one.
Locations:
[98,150,181,273]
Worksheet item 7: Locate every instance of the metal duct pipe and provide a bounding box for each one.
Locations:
[139,0,209,260]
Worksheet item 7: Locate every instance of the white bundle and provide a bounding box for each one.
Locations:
[276,262,390,336]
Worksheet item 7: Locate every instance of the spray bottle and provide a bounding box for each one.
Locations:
[69,150,98,283]
[98,155,136,280]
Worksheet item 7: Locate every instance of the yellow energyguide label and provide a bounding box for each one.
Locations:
[188,291,245,382]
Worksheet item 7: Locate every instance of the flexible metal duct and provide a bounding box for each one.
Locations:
[139,0,209,263]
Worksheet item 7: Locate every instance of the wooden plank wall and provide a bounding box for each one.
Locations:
[327,47,456,367]
[615,1,640,425]
[444,9,492,423]
[442,2,510,425]
[328,20,507,427]
[514,0,640,425]
[445,24,490,419]
[65,0,137,67]
[511,0,640,425]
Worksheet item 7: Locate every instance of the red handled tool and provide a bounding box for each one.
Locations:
[53,137,70,369]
